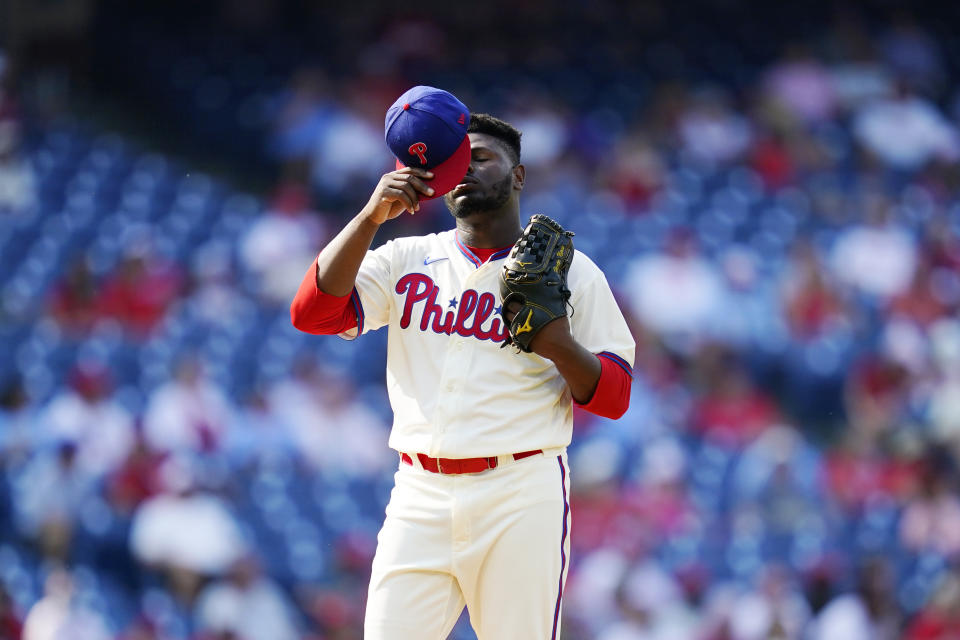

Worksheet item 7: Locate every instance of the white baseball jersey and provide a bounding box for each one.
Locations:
[338,228,635,458]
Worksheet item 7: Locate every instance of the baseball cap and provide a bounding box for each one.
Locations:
[385,86,471,199]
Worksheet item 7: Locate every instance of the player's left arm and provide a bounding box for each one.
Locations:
[514,265,636,416]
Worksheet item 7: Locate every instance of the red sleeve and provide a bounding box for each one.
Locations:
[575,352,632,419]
[289,258,359,335]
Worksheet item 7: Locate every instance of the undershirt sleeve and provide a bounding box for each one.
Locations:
[575,353,633,419]
[290,258,359,335]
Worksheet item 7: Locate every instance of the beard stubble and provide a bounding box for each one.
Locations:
[444,172,513,219]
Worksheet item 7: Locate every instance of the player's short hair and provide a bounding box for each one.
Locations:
[468,113,522,166]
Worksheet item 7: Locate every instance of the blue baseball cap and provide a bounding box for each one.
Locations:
[385,86,471,199]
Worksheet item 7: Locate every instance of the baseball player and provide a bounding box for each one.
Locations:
[291,89,635,639]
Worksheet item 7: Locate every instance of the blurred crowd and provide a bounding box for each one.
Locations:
[2,3,960,640]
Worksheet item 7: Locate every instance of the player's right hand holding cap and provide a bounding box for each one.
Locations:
[384,86,471,200]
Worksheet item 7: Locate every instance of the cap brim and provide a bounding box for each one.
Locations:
[394,134,471,200]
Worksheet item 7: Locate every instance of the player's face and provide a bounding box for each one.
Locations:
[443,133,518,218]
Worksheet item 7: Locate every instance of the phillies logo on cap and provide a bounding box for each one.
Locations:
[408,142,428,165]
[385,86,471,200]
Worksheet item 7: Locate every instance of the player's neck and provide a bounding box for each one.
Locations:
[454,208,523,248]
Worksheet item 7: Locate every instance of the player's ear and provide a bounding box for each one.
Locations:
[513,164,525,191]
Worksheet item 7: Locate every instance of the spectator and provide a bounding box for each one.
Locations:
[731,425,822,502]
[269,357,385,472]
[105,428,167,516]
[194,553,301,640]
[142,355,234,455]
[277,365,391,478]
[0,375,34,540]
[824,429,918,511]
[853,81,959,170]
[186,240,249,328]
[0,373,36,467]
[97,242,183,337]
[567,468,633,559]
[807,558,901,640]
[844,351,911,437]
[898,451,960,558]
[749,130,796,191]
[678,88,752,164]
[623,231,724,351]
[42,361,135,477]
[301,585,365,640]
[47,257,101,336]
[240,180,326,306]
[727,566,811,640]
[597,560,698,639]
[624,437,700,551]
[802,560,843,626]
[101,427,166,593]
[12,440,97,560]
[887,256,947,328]
[691,365,780,447]
[782,241,850,341]
[830,199,917,300]
[606,132,666,210]
[21,568,111,640]
[225,384,298,469]
[763,45,838,125]
[0,119,36,215]
[129,456,247,603]
[564,547,633,636]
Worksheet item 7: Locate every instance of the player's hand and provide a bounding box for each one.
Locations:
[362,167,435,225]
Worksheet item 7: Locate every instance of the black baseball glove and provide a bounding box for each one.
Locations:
[499,214,575,352]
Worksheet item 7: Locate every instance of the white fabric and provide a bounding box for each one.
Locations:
[830,224,917,299]
[291,398,391,475]
[130,493,246,574]
[625,252,724,340]
[0,157,35,213]
[854,96,959,169]
[342,228,635,458]
[22,599,111,640]
[143,379,233,453]
[42,392,134,477]
[13,453,96,535]
[365,451,570,640]
[679,110,752,163]
[195,578,300,640]
[808,595,878,640]
[241,211,323,304]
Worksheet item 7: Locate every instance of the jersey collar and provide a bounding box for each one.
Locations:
[454,232,512,268]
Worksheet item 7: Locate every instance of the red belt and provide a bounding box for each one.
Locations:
[401,450,543,475]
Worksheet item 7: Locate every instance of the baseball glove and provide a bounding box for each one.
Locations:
[499,214,575,352]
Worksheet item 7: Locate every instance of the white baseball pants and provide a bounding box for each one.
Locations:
[364,449,571,640]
